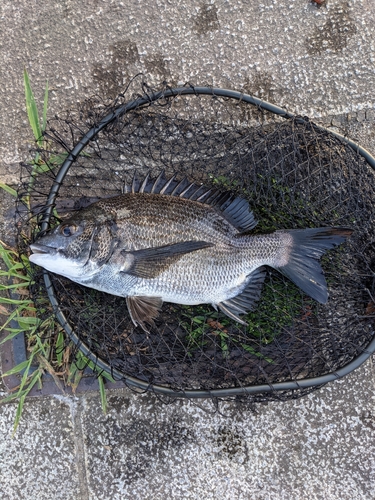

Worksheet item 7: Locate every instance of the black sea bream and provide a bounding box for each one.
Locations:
[29,173,352,331]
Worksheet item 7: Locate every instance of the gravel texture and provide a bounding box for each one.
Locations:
[78,362,375,499]
[0,397,82,500]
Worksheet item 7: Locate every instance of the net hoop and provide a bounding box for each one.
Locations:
[36,86,375,398]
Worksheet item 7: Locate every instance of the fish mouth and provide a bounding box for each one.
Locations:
[29,243,57,255]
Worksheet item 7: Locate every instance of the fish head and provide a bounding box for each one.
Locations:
[29,205,118,280]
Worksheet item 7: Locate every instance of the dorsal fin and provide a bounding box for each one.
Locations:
[221,196,258,232]
[123,171,257,232]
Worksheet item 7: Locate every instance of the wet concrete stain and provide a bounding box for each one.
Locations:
[144,52,172,83]
[92,40,140,98]
[243,71,276,102]
[306,3,357,55]
[106,394,132,414]
[87,417,195,486]
[61,0,73,19]
[234,71,278,122]
[360,412,375,431]
[193,3,220,35]
[92,40,173,97]
[216,425,248,461]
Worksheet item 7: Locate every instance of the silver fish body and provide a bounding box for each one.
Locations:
[29,173,352,330]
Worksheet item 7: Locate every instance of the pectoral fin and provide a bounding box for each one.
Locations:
[126,295,163,332]
[120,240,213,279]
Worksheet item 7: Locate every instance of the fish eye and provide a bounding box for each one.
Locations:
[60,225,76,237]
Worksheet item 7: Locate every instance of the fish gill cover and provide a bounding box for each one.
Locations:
[16,81,375,401]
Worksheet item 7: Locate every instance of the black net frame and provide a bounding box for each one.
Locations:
[18,84,375,401]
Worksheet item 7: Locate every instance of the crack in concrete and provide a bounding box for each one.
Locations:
[54,395,91,500]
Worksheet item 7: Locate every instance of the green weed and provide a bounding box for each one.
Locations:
[0,71,106,433]
[245,274,314,344]
[180,305,274,362]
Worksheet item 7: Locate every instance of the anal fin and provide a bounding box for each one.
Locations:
[217,267,266,325]
[126,296,163,332]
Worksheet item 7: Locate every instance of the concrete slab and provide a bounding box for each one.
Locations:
[79,360,375,500]
[0,396,82,500]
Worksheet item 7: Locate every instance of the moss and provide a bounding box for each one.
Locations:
[244,272,315,344]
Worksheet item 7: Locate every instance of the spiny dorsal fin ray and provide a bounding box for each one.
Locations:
[126,295,163,332]
[150,170,165,193]
[216,267,267,324]
[120,240,214,279]
[125,171,257,232]
[179,181,197,198]
[131,172,140,194]
[171,177,190,196]
[159,173,177,194]
[193,186,212,201]
[139,172,150,193]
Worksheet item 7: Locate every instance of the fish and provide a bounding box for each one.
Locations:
[29,172,352,331]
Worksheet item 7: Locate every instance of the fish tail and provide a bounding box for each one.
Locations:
[275,227,352,303]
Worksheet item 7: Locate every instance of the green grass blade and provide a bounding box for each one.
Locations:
[42,79,49,132]
[0,243,15,270]
[12,370,43,436]
[23,69,43,146]
[33,162,52,175]
[0,297,31,305]
[0,328,25,336]
[0,392,20,404]
[241,343,273,363]
[1,262,28,272]
[35,335,48,358]
[75,352,115,383]
[100,372,115,383]
[0,304,30,335]
[67,361,78,382]
[16,353,39,397]
[0,281,30,290]
[73,368,83,391]
[55,330,65,366]
[1,328,24,335]
[2,360,30,376]
[0,272,31,284]
[13,393,27,436]
[49,153,69,165]
[0,183,17,197]
[14,315,39,325]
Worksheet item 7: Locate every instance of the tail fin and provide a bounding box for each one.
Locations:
[276,228,352,304]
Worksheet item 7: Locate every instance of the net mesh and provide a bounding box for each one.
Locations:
[17,84,375,400]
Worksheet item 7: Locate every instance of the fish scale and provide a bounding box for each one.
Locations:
[29,172,352,331]
[98,193,239,249]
